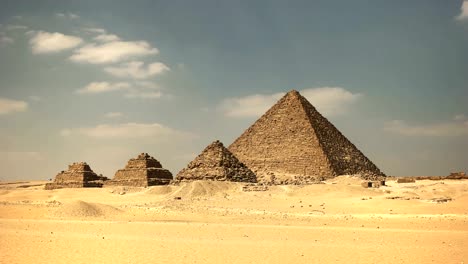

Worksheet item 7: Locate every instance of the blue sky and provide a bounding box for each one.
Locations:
[0,0,467,180]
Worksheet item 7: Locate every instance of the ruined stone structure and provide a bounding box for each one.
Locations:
[228,90,385,184]
[45,162,107,190]
[361,180,386,188]
[106,153,173,187]
[176,140,257,183]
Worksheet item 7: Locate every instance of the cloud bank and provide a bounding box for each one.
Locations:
[456,1,468,20]
[76,82,130,94]
[219,87,362,118]
[104,61,170,79]
[60,122,192,139]
[29,31,83,54]
[0,97,28,115]
[70,41,158,64]
[384,115,468,137]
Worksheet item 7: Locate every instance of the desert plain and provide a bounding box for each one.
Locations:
[0,176,467,264]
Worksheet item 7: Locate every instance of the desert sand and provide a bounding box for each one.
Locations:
[1,176,467,264]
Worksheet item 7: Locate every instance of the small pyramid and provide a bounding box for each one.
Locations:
[229,90,385,184]
[106,153,173,187]
[45,162,108,190]
[176,140,257,182]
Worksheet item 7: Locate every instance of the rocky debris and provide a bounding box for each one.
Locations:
[397,178,416,183]
[415,172,468,180]
[228,90,385,184]
[45,162,107,190]
[176,140,257,183]
[447,171,467,179]
[242,183,268,192]
[388,172,468,181]
[106,153,173,187]
[386,196,420,200]
[431,197,452,203]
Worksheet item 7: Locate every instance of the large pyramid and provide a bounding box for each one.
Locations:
[45,162,108,190]
[228,90,385,184]
[106,153,173,187]
[176,140,257,182]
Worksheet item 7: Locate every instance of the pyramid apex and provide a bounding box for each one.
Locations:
[210,140,224,147]
[286,89,300,95]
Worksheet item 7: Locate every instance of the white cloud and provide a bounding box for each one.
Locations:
[82,27,106,34]
[456,1,468,20]
[29,95,42,102]
[219,87,362,118]
[5,24,28,31]
[0,34,14,45]
[29,31,83,54]
[70,41,158,64]
[69,13,80,19]
[135,81,159,89]
[61,122,191,139]
[94,34,120,42]
[454,114,466,121]
[56,12,80,19]
[104,61,170,79]
[384,117,468,137]
[0,97,28,115]
[76,82,130,94]
[300,87,362,116]
[220,92,284,118]
[59,129,72,136]
[104,112,123,118]
[124,91,162,99]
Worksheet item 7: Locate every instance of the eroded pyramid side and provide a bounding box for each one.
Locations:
[228,91,335,184]
[106,153,173,187]
[229,90,385,184]
[176,140,257,182]
[45,162,108,190]
[297,93,385,180]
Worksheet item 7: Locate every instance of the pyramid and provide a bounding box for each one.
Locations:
[176,140,257,182]
[106,153,173,187]
[45,162,108,190]
[228,90,385,184]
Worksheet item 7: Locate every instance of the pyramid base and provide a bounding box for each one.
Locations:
[44,180,105,190]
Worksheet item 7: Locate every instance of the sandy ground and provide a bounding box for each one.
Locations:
[0,176,467,264]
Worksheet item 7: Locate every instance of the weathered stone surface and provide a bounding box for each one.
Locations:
[397,178,416,183]
[106,153,173,187]
[361,180,386,188]
[45,162,107,190]
[228,90,385,184]
[176,140,257,183]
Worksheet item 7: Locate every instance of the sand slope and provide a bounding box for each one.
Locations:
[1,176,467,263]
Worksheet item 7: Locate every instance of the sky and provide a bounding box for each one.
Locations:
[0,0,467,180]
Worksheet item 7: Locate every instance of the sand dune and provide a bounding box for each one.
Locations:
[1,176,467,263]
[51,200,123,219]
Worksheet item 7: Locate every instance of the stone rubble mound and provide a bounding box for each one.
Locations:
[176,140,257,183]
[45,162,107,190]
[106,153,173,187]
